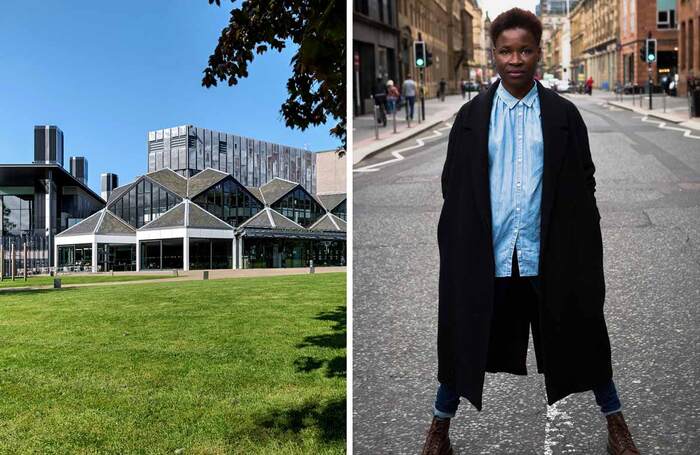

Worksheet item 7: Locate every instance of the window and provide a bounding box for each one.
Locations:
[271,187,324,228]
[657,0,676,29]
[107,178,182,228]
[331,200,347,221]
[192,178,262,226]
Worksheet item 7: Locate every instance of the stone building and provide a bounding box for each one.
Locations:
[396,0,485,97]
[353,0,400,115]
[618,0,678,88]
[678,0,700,95]
[569,0,619,90]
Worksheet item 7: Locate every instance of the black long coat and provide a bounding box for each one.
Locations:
[437,79,613,411]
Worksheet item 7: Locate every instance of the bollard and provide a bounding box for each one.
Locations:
[373,105,380,140]
[23,243,27,282]
[392,108,397,134]
[309,260,315,274]
[405,102,411,128]
[54,278,61,289]
[203,270,209,280]
[663,90,666,113]
[0,245,3,282]
[10,244,15,281]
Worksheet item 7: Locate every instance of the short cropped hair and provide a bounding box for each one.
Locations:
[490,8,543,47]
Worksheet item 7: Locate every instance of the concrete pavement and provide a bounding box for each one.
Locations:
[353,94,700,453]
[353,94,473,165]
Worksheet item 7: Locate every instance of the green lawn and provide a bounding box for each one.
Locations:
[0,273,346,454]
[0,274,179,288]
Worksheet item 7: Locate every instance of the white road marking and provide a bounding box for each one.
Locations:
[544,396,572,455]
[640,115,700,140]
[353,123,452,173]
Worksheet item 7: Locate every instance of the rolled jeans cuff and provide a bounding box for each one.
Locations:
[433,405,456,419]
[602,406,622,417]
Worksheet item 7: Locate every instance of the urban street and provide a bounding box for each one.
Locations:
[353,94,700,454]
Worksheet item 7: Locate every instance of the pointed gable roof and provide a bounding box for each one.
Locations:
[237,208,304,231]
[56,210,103,236]
[309,213,346,232]
[259,177,298,205]
[187,168,229,198]
[140,202,186,230]
[316,193,346,212]
[187,201,232,230]
[107,182,135,204]
[95,211,137,235]
[145,168,187,198]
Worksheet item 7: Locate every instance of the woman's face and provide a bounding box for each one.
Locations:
[492,27,541,93]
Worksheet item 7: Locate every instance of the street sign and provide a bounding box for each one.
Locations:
[414,41,426,68]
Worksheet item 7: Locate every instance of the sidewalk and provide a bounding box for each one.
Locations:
[0,266,346,292]
[568,89,700,131]
[353,94,470,164]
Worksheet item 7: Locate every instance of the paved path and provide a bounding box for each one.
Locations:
[353,94,700,454]
[0,267,346,292]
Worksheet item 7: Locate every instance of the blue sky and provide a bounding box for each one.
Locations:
[0,1,339,195]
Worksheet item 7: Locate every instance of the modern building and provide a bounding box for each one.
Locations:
[55,168,346,272]
[0,162,105,273]
[147,125,316,194]
[34,125,64,166]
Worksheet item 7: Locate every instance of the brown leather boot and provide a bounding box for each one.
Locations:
[421,416,454,455]
[606,412,640,454]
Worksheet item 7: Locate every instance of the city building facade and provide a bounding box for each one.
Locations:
[55,168,346,272]
[619,0,679,89]
[569,0,619,90]
[147,125,316,194]
[678,0,700,95]
[353,0,400,115]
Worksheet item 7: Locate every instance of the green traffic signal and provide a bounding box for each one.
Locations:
[416,58,424,66]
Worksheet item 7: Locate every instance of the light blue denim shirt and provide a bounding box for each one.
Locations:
[488,80,543,277]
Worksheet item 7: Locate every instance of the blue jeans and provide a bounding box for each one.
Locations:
[433,379,622,418]
[405,96,415,119]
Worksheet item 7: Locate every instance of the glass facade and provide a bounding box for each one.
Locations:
[57,244,92,270]
[243,238,346,269]
[192,178,262,226]
[140,239,184,270]
[60,186,104,231]
[109,179,182,228]
[189,238,232,270]
[1,194,33,236]
[147,126,316,193]
[97,244,136,272]
[271,188,324,228]
[331,200,346,221]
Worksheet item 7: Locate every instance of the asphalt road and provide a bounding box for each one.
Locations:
[352,94,700,454]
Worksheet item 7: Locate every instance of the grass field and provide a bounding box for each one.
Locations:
[0,273,346,453]
[0,274,178,288]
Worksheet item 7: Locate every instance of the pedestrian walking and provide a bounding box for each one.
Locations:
[461,79,467,99]
[438,78,447,102]
[422,8,640,455]
[585,76,594,96]
[372,76,387,127]
[386,80,400,114]
[402,75,417,120]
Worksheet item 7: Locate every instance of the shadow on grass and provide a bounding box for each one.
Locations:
[256,397,346,443]
[294,306,346,378]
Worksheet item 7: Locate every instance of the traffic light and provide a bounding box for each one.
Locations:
[646,38,657,63]
[426,50,433,67]
[414,41,426,68]
[639,43,647,62]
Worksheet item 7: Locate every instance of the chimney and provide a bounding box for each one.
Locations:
[33,125,64,167]
[100,173,119,202]
[69,156,88,185]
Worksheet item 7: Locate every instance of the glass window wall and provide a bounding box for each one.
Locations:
[271,188,324,227]
[192,178,262,226]
[108,179,182,228]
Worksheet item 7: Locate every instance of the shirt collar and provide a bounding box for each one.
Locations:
[496,79,538,110]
